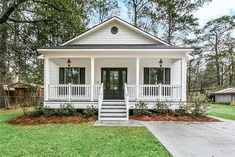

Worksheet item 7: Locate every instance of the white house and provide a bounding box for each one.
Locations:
[37,17,193,120]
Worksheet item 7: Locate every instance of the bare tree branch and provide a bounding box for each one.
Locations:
[0,0,28,24]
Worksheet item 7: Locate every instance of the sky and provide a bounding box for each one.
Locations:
[117,0,235,28]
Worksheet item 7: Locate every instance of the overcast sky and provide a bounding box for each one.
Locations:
[118,0,235,27]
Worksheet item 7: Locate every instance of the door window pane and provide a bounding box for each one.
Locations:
[110,71,119,90]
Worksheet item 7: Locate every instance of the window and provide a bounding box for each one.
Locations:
[144,68,170,84]
[59,67,85,84]
[111,26,118,34]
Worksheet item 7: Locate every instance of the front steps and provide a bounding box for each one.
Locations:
[99,101,128,121]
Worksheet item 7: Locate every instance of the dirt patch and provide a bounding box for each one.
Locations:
[9,115,96,125]
[130,114,219,122]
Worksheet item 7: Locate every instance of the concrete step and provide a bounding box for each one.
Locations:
[100,113,127,117]
[102,101,125,105]
[101,109,126,112]
[101,105,126,109]
[99,116,127,121]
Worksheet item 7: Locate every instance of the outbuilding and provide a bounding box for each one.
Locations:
[213,88,235,104]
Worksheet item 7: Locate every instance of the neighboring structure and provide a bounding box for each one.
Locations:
[213,88,235,104]
[37,17,193,120]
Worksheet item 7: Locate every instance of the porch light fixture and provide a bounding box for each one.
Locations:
[159,59,163,67]
[67,59,71,67]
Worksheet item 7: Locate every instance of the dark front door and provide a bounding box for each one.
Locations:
[101,68,127,99]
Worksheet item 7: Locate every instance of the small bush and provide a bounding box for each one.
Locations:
[182,94,209,116]
[31,105,50,116]
[56,103,76,116]
[154,102,170,114]
[134,101,148,115]
[83,105,97,117]
[175,102,188,116]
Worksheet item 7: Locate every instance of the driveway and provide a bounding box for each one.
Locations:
[143,118,235,157]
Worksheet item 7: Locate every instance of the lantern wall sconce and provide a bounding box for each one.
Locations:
[159,58,163,67]
[67,59,71,67]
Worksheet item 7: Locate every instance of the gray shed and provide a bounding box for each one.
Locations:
[213,88,235,103]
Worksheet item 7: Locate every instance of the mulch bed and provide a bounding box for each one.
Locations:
[130,114,219,122]
[9,115,96,125]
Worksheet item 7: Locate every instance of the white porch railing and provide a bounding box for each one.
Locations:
[98,83,104,120]
[126,84,181,101]
[124,83,129,120]
[48,84,102,101]
[48,84,181,101]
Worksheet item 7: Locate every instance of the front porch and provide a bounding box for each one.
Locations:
[44,57,186,104]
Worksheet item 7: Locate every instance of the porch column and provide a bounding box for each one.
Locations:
[136,57,140,100]
[181,56,187,101]
[90,57,94,101]
[44,57,49,101]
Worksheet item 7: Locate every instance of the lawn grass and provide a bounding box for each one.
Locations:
[208,104,235,120]
[0,110,171,157]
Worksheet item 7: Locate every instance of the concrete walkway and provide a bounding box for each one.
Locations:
[143,119,235,157]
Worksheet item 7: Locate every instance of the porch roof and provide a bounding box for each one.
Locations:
[38,44,193,50]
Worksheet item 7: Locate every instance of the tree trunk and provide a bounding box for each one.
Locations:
[214,36,221,86]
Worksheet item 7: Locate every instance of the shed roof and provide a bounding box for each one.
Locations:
[213,88,235,94]
[9,82,44,89]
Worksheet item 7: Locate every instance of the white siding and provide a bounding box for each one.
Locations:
[49,60,59,84]
[170,59,181,85]
[70,21,159,45]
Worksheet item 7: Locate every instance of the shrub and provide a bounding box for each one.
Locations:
[31,105,50,116]
[56,103,76,116]
[186,95,209,116]
[175,101,188,116]
[134,101,148,115]
[83,105,97,117]
[154,102,169,114]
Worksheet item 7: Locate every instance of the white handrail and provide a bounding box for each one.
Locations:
[98,83,104,121]
[124,83,129,120]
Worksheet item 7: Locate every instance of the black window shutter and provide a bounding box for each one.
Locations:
[80,68,85,84]
[165,68,171,84]
[59,68,65,84]
[144,68,149,84]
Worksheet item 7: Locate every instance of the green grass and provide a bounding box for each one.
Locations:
[208,104,235,120]
[0,110,171,157]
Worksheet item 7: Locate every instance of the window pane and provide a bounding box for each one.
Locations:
[157,68,164,84]
[65,68,79,84]
[150,68,157,84]
[102,70,106,90]
[149,68,164,84]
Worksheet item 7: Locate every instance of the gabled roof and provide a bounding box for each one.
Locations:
[61,16,171,46]
[213,88,235,94]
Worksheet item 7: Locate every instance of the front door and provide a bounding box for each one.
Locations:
[101,68,127,99]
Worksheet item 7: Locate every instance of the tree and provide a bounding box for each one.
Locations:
[0,0,90,85]
[152,0,211,45]
[91,0,120,23]
[199,15,235,87]
[124,0,154,27]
